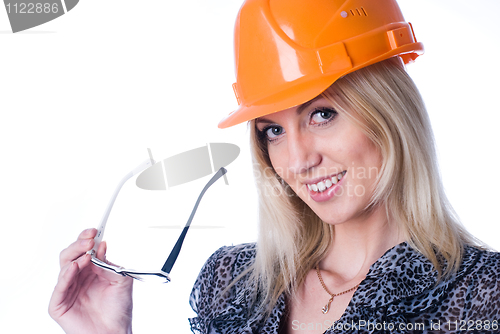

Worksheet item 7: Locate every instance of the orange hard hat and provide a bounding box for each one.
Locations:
[218,0,424,128]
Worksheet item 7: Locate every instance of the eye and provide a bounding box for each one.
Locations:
[260,125,285,142]
[310,108,337,126]
[266,125,284,139]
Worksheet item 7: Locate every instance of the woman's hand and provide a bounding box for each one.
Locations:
[49,228,134,334]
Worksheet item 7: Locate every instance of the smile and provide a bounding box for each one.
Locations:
[306,171,347,193]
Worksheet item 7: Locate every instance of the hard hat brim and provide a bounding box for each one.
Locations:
[218,43,423,129]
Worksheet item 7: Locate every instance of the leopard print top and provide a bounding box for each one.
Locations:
[189,242,500,333]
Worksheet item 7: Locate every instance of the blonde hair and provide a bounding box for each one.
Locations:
[246,57,484,313]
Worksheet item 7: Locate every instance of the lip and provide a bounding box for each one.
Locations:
[306,171,346,203]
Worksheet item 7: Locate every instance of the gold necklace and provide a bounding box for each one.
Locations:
[315,265,361,314]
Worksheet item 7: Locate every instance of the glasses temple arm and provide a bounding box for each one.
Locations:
[89,158,153,256]
[161,167,227,274]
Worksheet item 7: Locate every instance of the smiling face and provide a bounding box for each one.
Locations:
[255,95,382,225]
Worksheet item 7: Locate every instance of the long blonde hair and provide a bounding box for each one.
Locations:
[247,57,483,313]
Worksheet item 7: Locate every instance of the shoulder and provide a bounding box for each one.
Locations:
[445,245,500,319]
[459,245,500,283]
[188,243,257,333]
[194,243,256,290]
[470,246,500,273]
[461,246,500,297]
[190,242,256,299]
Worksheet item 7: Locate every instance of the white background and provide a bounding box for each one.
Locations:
[0,0,498,333]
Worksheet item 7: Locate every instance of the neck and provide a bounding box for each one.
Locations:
[320,204,405,283]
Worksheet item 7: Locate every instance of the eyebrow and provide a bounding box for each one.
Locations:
[255,96,322,125]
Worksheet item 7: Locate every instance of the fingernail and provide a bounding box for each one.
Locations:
[81,239,91,246]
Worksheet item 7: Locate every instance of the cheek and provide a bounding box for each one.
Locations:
[344,132,380,165]
[353,141,383,184]
[361,138,382,170]
[331,133,382,187]
[267,145,287,179]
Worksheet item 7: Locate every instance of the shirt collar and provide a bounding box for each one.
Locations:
[352,241,481,310]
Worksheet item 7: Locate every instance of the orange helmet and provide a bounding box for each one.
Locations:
[218,0,423,128]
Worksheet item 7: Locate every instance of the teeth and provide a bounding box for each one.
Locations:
[317,181,326,192]
[307,171,346,193]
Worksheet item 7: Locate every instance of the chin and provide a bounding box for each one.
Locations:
[316,213,349,226]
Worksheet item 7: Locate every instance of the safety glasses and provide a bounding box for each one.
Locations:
[87,157,227,283]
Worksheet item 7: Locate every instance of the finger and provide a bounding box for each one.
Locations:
[49,262,78,320]
[96,240,107,261]
[59,252,92,283]
[59,230,96,267]
[59,239,94,268]
[49,258,83,318]
[95,241,122,267]
[90,242,131,284]
[77,228,97,240]
[91,241,118,275]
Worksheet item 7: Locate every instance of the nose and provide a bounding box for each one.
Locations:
[287,132,321,175]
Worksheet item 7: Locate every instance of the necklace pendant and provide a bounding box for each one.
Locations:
[322,297,334,314]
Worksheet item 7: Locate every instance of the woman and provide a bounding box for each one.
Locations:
[49,0,500,333]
